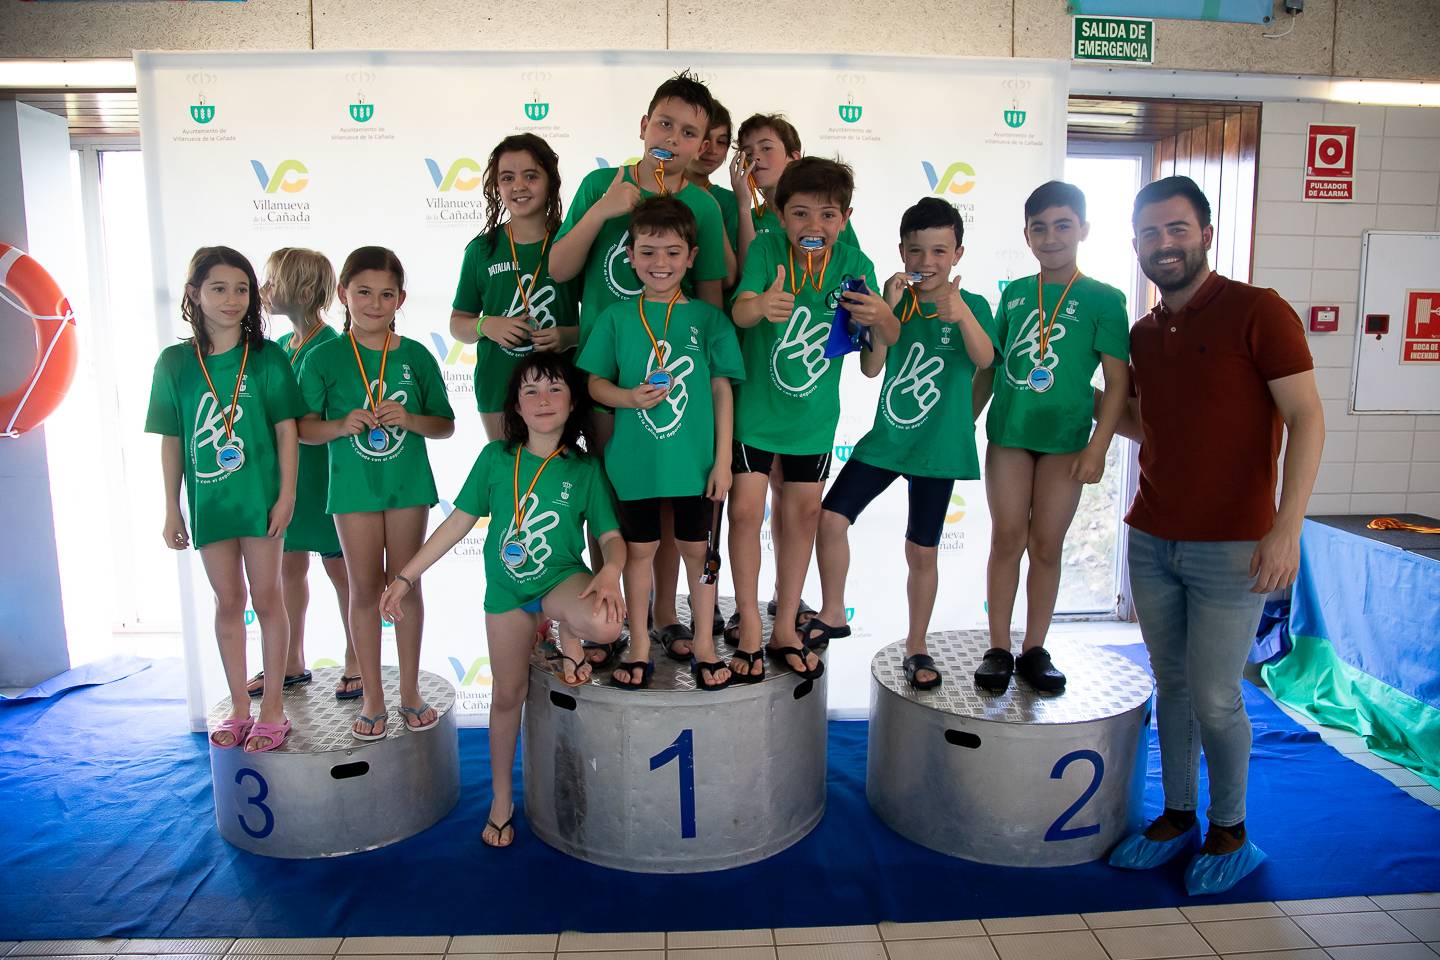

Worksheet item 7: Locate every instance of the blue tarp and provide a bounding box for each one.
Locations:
[1070,1,1272,24]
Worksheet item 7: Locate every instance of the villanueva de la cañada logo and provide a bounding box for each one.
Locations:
[819,72,876,146]
[990,77,1040,147]
[249,159,311,225]
[923,161,976,196]
[333,72,392,143]
[517,71,568,141]
[175,72,232,144]
[427,331,477,395]
[423,157,485,225]
[940,492,969,551]
[191,93,215,125]
[349,92,374,124]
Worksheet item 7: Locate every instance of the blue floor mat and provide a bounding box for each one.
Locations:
[2,656,1438,939]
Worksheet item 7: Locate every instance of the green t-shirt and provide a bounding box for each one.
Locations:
[278,325,343,554]
[453,440,620,614]
[144,340,307,548]
[451,229,580,413]
[732,232,877,455]
[557,166,728,340]
[297,334,455,514]
[708,184,739,254]
[986,274,1130,455]
[751,205,860,249]
[576,297,746,501]
[851,290,995,480]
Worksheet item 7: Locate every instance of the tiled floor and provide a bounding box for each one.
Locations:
[6,899,1440,960]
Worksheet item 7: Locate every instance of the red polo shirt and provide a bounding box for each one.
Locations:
[1126,272,1314,541]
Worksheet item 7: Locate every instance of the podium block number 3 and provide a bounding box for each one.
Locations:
[235,767,275,839]
[1044,749,1104,842]
[649,729,697,838]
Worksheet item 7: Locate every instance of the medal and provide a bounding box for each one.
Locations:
[1031,270,1081,392]
[900,287,938,325]
[798,236,825,251]
[786,245,831,295]
[906,271,927,283]
[637,288,682,393]
[503,225,550,356]
[193,338,250,476]
[638,148,674,196]
[508,443,567,573]
[648,147,675,161]
[501,540,527,568]
[216,442,244,472]
[348,329,392,447]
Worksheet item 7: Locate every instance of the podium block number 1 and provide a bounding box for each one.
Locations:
[649,729,697,838]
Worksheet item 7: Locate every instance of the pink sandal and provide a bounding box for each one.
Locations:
[209,717,254,750]
[243,718,292,753]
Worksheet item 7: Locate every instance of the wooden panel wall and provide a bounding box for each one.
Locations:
[1153,105,1260,283]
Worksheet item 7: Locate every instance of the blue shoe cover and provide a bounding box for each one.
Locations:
[1184,839,1267,895]
[1108,822,1200,869]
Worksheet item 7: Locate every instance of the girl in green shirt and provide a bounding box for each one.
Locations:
[448,134,580,441]
[144,246,305,754]
[297,247,456,741]
[254,246,362,703]
[380,352,626,848]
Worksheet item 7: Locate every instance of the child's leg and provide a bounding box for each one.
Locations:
[198,540,253,735]
[771,479,823,674]
[584,411,616,571]
[320,553,362,696]
[280,551,311,675]
[336,511,388,736]
[984,445,1038,652]
[677,538,729,686]
[240,535,290,735]
[617,538,659,685]
[726,471,770,674]
[383,505,433,725]
[651,503,685,641]
[813,460,899,634]
[479,411,504,443]
[1022,453,1085,653]
[482,607,537,846]
[903,476,954,686]
[543,571,626,648]
[766,462,784,605]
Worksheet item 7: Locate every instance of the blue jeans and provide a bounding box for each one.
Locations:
[1127,528,1268,827]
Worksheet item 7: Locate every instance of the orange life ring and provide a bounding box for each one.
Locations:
[0,243,78,437]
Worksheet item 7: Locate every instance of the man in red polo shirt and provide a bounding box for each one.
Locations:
[1105,176,1324,895]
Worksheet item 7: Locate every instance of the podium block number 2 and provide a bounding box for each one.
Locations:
[1044,749,1103,842]
[649,729,697,839]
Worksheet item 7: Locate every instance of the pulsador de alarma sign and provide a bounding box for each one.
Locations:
[1304,124,1356,201]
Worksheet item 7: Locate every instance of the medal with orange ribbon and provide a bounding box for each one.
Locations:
[348,330,392,452]
[504,224,550,354]
[504,444,567,569]
[193,339,250,473]
[637,288,682,390]
[1028,271,1081,393]
[286,322,325,367]
[787,244,831,296]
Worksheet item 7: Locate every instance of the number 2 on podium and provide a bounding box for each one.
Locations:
[649,729,697,838]
[1044,749,1104,842]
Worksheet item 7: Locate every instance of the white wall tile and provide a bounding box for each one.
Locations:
[1252,267,1312,303]
[1260,132,1306,170]
[1324,103,1387,137]
[1355,136,1383,172]
[1311,268,1360,302]
[1307,492,1353,513]
[1407,492,1440,516]
[1313,236,1362,270]
[1413,415,1440,430]
[1314,461,1356,494]
[1351,492,1409,512]
[1259,165,1303,201]
[1413,431,1440,460]
[1314,366,1353,400]
[1262,101,1325,134]
[1315,202,1378,236]
[1323,397,1359,429]
[1347,170,1381,205]
[1257,199,1319,235]
[1254,234,1315,269]
[1385,106,1440,139]
[1359,414,1417,430]
[1356,430,1415,462]
[1353,461,1411,493]
[1380,138,1440,173]
[1308,333,1357,368]
[1376,203,1437,229]
[1378,170,1440,205]
[1322,430,1357,462]
[1411,461,1440,492]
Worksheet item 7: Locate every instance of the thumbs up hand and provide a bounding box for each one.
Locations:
[761,265,795,325]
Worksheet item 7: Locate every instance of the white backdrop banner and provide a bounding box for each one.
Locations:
[135,49,1066,729]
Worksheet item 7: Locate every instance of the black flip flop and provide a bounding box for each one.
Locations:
[766,643,825,681]
[691,659,732,692]
[334,674,363,701]
[800,617,851,651]
[247,670,313,697]
[483,811,515,848]
[582,635,628,669]
[728,648,765,684]
[722,610,743,647]
[609,660,654,690]
[652,622,695,662]
[903,653,943,691]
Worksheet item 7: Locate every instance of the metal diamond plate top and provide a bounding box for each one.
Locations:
[871,630,1152,724]
[529,596,805,692]
[207,667,455,753]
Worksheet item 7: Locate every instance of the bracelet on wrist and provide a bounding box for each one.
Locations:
[395,573,416,590]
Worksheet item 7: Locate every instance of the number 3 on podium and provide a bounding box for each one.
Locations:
[649,729,697,839]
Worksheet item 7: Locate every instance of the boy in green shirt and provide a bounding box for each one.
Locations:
[729,157,896,682]
[972,181,1131,694]
[578,197,745,690]
[810,198,995,689]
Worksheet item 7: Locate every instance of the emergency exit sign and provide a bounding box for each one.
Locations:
[1073,16,1155,63]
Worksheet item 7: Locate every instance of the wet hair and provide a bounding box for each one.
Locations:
[1133,175,1213,229]
[264,247,335,326]
[775,156,854,212]
[737,113,802,156]
[646,70,715,130]
[1024,180,1087,223]
[501,352,596,456]
[181,245,266,355]
[900,197,966,247]
[627,196,699,251]
[708,100,733,140]
[337,246,405,332]
[480,133,564,256]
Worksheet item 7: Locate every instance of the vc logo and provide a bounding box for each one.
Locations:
[594,156,643,170]
[425,157,482,192]
[250,159,308,193]
[429,332,476,366]
[946,494,966,524]
[923,161,976,196]
[438,499,490,530]
[448,656,492,686]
